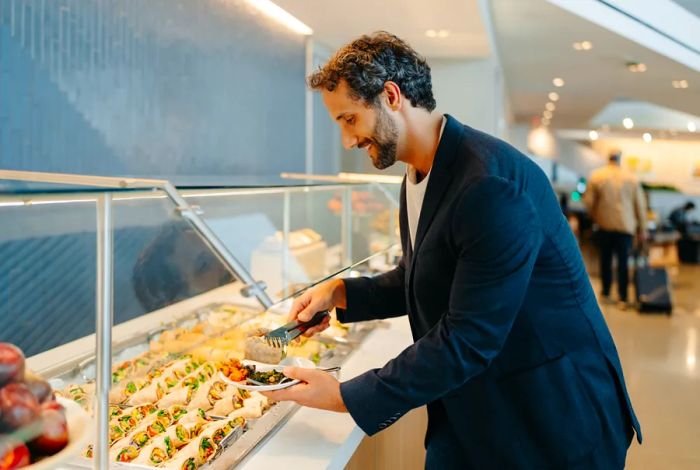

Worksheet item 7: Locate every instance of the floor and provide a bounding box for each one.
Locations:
[594,263,700,469]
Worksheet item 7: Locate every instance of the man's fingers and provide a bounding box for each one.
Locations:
[282,366,320,383]
[260,383,303,402]
[297,302,324,322]
[302,317,331,337]
[287,295,310,322]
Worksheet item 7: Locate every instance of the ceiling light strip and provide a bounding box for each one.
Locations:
[245,0,313,36]
[596,0,700,56]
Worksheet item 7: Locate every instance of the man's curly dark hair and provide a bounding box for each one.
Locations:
[308,31,436,112]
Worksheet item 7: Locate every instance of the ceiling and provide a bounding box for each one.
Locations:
[273,0,700,134]
[490,0,700,130]
[274,0,490,59]
[674,0,700,17]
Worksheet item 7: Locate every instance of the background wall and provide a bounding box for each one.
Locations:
[0,0,307,178]
[508,124,606,179]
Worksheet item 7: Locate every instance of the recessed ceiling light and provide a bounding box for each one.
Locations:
[545,102,556,111]
[553,78,565,87]
[689,122,698,132]
[548,92,559,101]
[437,29,450,38]
[672,80,689,89]
[541,119,550,127]
[643,132,652,143]
[589,130,599,141]
[425,29,437,38]
[627,62,647,73]
[623,118,634,129]
[543,110,553,119]
[573,41,593,51]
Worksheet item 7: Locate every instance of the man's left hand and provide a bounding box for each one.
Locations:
[260,367,348,413]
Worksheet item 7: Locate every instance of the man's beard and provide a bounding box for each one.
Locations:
[370,106,399,170]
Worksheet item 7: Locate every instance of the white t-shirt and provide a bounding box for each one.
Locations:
[406,116,447,249]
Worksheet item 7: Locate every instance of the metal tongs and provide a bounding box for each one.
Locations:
[263,310,330,348]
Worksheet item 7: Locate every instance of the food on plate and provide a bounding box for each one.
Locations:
[29,406,68,455]
[0,439,30,470]
[219,359,289,386]
[248,368,287,385]
[0,344,25,387]
[22,371,52,405]
[0,343,70,467]
[0,383,41,432]
[218,359,249,383]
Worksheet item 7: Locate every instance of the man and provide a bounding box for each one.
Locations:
[585,151,647,308]
[264,32,641,468]
[669,201,696,236]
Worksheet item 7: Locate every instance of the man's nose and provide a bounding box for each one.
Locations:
[341,133,358,150]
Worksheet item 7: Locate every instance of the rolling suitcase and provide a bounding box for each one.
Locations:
[634,257,672,314]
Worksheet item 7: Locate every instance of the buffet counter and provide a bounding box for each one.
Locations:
[26,284,417,470]
[3,171,404,469]
[239,315,414,469]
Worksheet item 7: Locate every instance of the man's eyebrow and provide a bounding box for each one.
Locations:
[335,113,348,121]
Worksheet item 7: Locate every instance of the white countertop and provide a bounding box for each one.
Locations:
[239,316,414,470]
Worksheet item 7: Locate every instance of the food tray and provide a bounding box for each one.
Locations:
[42,302,381,469]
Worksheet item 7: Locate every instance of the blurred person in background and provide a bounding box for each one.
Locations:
[669,201,696,236]
[585,150,647,308]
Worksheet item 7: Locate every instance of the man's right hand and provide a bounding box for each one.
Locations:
[288,279,347,337]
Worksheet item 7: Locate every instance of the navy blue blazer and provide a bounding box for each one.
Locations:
[337,115,642,468]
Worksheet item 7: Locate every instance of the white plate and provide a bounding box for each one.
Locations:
[26,396,91,470]
[218,358,315,392]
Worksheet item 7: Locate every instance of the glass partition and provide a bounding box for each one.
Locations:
[182,182,401,304]
[0,172,401,469]
[0,192,99,358]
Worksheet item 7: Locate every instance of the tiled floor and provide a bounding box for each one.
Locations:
[592,264,700,469]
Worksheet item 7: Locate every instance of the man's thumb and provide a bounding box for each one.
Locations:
[283,366,316,382]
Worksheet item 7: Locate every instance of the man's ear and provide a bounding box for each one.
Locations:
[383,81,402,111]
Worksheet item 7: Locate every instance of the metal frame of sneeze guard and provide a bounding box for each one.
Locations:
[0,170,274,470]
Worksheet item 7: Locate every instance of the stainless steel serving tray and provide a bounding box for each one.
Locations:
[49,302,379,469]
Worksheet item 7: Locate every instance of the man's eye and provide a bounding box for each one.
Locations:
[346,117,355,125]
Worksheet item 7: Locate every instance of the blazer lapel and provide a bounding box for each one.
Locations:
[411,114,464,259]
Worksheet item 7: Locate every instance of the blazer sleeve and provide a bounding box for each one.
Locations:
[339,176,543,435]
[335,255,408,324]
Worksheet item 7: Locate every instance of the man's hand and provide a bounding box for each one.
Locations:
[260,367,347,412]
[289,279,346,337]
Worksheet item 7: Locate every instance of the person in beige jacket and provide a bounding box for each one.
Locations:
[585,151,647,306]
